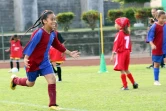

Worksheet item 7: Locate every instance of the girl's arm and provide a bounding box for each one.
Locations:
[110,52,116,62]
[112,33,121,53]
[5,48,10,52]
[23,29,43,57]
[57,32,66,44]
[147,24,156,42]
[5,41,11,52]
[64,49,80,58]
[110,32,122,62]
[147,24,156,49]
[149,41,156,50]
[52,37,80,58]
[52,37,66,52]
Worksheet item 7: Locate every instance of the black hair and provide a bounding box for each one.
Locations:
[156,10,165,18]
[13,34,18,38]
[10,34,18,41]
[25,10,54,34]
[149,18,155,24]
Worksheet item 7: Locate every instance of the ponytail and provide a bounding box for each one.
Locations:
[24,10,54,36]
[24,16,42,35]
[123,25,130,35]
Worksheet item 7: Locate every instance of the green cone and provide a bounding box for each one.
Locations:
[98,54,108,73]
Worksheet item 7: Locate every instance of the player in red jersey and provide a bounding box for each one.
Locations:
[49,21,66,81]
[147,10,166,85]
[5,35,23,72]
[110,17,138,90]
[10,10,80,110]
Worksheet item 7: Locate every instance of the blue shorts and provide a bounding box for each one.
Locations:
[26,65,54,82]
[152,55,165,63]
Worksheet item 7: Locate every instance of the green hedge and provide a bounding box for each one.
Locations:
[124,8,135,20]
[56,12,75,31]
[134,9,148,20]
[107,7,164,24]
[113,0,150,3]
[107,9,124,22]
[81,10,100,30]
[124,0,150,3]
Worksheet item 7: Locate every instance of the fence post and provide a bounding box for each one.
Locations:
[1,27,5,61]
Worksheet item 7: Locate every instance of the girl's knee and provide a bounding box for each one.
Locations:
[154,62,160,68]
[125,70,130,74]
[28,84,35,87]
[49,77,56,84]
[26,81,35,87]
[45,74,56,84]
[120,71,125,74]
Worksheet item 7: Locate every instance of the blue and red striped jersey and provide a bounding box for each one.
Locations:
[23,28,66,72]
[147,23,166,55]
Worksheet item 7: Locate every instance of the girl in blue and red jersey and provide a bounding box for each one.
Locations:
[5,35,23,72]
[147,10,166,85]
[110,17,138,90]
[10,10,80,110]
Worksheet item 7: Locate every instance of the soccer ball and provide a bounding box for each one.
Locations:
[11,67,18,73]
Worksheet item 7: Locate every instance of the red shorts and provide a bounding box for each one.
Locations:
[114,50,130,71]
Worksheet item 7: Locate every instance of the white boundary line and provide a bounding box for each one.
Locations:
[0,100,88,111]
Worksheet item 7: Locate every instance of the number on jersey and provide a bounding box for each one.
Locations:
[124,36,130,49]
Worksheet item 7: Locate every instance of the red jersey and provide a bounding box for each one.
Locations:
[112,30,131,71]
[112,30,131,53]
[10,40,23,58]
[49,46,66,63]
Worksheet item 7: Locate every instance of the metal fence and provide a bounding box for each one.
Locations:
[0,27,32,61]
[0,25,151,61]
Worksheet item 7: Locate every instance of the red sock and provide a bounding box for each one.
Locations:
[13,77,27,86]
[127,73,135,84]
[48,84,56,107]
[121,74,127,88]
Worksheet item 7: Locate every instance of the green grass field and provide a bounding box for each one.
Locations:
[0,65,166,111]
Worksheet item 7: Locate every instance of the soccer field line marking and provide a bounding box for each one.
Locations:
[0,100,88,111]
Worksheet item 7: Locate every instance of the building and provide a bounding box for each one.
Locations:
[0,0,165,32]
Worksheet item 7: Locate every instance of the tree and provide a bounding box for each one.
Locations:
[56,12,75,32]
[107,9,124,22]
[112,0,150,8]
[81,10,100,30]
[112,0,150,3]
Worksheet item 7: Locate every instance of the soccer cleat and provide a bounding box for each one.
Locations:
[56,80,62,82]
[121,86,129,90]
[10,75,17,90]
[161,65,165,68]
[133,83,138,89]
[146,65,153,69]
[154,81,161,86]
[49,104,59,110]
